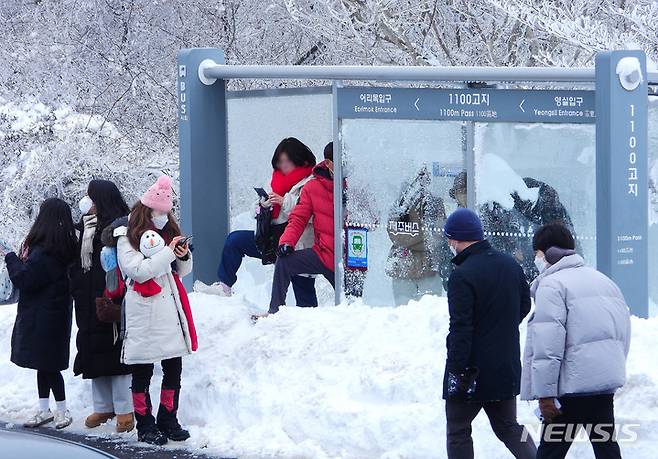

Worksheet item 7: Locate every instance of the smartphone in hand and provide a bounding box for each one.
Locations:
[176,236,193,247]
[254,187,269,200]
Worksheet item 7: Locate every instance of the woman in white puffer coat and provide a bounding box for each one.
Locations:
[116,176,197,446]
[521,223,630,459]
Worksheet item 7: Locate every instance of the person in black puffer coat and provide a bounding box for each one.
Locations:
[442,208,536,459]
[2,198,78,430]
[70,179,134,433]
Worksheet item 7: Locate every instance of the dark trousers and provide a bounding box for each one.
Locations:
[131,357,182,393]
[270,248,334,313]
[37,370,65,401]
[446,398,537,459]
[218,230,318,306]
[537,394,621,459]
[131,358,183,430]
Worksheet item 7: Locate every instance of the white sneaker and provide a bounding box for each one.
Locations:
[24,409,54,428]
[193,280,232,297]
[54,410,73,429]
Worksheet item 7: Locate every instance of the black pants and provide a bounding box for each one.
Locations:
[218,230,318,306]
[37,370,65,401]
[446,398,537,459]
[269,249,334,313]
[537,394,621,459]
[131,357,182,393]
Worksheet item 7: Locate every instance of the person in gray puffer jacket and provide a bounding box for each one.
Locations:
[521,223,631,459]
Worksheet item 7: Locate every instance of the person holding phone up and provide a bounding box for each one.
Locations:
[195,137,319,306]
[115,176,197,446]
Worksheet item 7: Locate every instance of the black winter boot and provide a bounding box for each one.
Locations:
[156,388,190,442]
[138,426,168,446]
[133,391,168,446]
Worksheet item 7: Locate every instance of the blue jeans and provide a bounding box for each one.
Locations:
[217,230,318,307]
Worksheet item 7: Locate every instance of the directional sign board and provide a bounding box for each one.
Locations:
[595,50,648,318]
[337,87,595,123]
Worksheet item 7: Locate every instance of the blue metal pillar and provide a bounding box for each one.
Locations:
[596,50,649,317]
[177,48,228,286]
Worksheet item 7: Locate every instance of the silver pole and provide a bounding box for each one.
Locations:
[201,61,658,85]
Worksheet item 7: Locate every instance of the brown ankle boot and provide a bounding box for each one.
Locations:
[116,412,135,433]
[85,412,115,428]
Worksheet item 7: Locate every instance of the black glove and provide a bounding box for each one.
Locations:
[446,367,479,400]
[277,244,294,257]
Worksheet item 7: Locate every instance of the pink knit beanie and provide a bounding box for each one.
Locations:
[140,176,173,213]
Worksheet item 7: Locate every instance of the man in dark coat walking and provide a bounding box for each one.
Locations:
[442,208,536,459]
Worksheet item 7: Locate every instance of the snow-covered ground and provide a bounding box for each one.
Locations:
[0,273,657,458]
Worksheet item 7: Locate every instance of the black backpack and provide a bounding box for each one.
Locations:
[254,205,287,265]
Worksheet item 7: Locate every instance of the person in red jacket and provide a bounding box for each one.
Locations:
[267,156,335,314]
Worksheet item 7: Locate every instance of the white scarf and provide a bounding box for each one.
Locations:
[81,214,98,272]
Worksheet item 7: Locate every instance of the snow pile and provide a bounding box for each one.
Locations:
[476,153,539,210]
[0,292,657,458]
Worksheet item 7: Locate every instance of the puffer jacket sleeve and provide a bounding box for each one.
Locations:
[117,236,176,283]
[5,250,50,292]
[529,281,567,398]
[175,252,193,278]
[623,306,632,358]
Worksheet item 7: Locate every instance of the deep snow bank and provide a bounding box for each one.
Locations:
[0,294,657,458]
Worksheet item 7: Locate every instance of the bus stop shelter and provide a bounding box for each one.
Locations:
[176,48,658,318]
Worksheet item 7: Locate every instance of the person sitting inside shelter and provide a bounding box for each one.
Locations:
[255,147,335,319]
[195,137,318,306]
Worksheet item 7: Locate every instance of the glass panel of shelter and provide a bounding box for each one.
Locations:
[472,122,597,282]
[224,89,609,310]
[226,91,333,228]
[225,90,334,304]
[340,119,465,307]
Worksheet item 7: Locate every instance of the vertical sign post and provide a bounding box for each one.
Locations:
[596,50,649,317]
[177,48,228,287]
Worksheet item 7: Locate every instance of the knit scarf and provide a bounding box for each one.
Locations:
[270,166,314,218]
[81,214,98,272]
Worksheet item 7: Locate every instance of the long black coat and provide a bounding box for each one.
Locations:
[70,221,130,379]
[7,247,73,372]
[443,240,531,402]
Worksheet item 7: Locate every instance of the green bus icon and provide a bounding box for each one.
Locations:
[352,234,364,253]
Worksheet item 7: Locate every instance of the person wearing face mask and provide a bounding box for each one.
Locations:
[521,224,631,459]
[70,180,134,433]
[442,208,535,459]
[114,175,197,446]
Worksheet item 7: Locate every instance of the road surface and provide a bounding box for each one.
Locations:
[1,422,233,459]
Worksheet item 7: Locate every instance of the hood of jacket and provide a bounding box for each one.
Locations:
[101,216,129,247]
[313,160,333,191]
[530,253,584,298]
